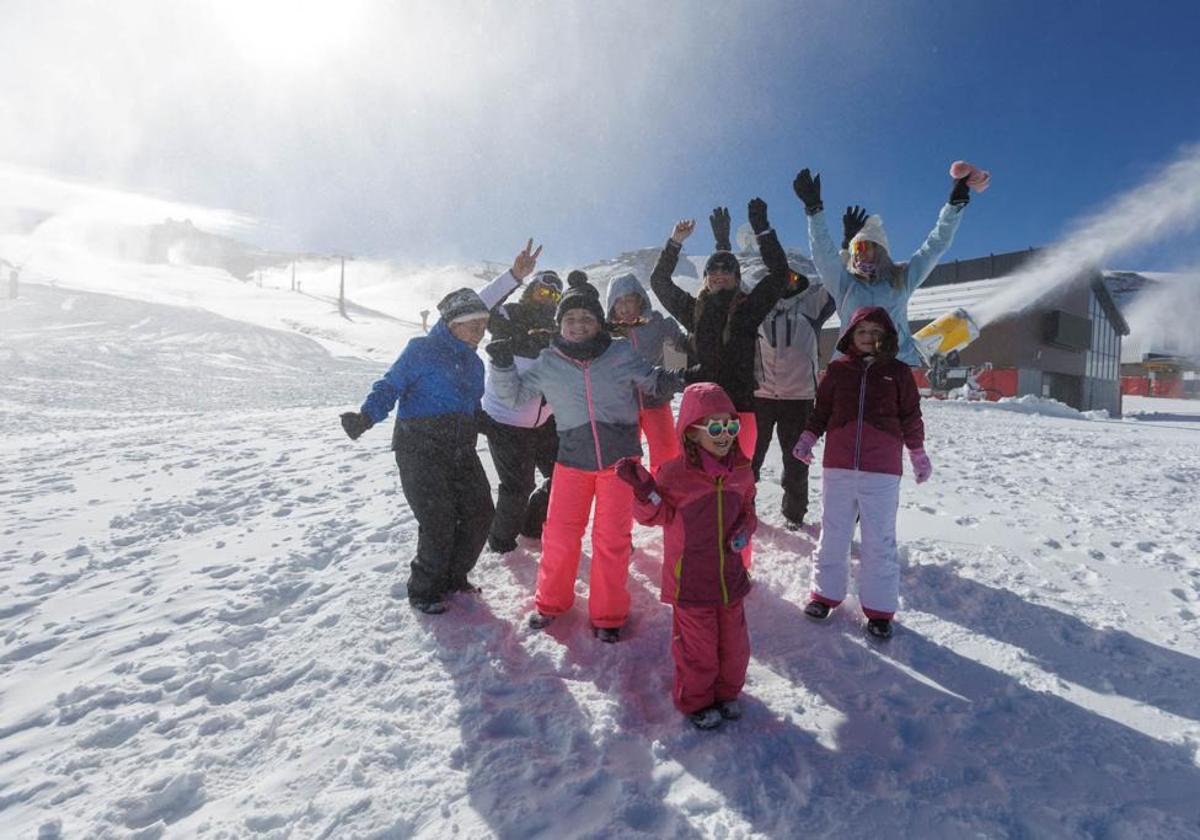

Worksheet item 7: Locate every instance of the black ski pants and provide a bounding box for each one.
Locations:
[393,428,494,603]
[483,417,557,544]
[751,397,813,523]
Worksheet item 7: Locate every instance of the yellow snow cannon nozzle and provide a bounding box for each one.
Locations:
[914,307,980,364]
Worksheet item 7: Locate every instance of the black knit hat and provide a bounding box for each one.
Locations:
[704,250,741,278]
[556,271,605,325]
[437,287,489,324]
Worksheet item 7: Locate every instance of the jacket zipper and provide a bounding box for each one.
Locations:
[581,362,604,469]
[630,330,645,410]
[716,476,729,605]
[853,362,869,470]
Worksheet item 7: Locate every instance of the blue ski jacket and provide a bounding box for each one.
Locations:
[360,319,485,425]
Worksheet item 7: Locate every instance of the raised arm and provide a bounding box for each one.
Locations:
[737,198,801,328]
[478,238,544,309]
[649,220,698,330]
[904,200,965,294]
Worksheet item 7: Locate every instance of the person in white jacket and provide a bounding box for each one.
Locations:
[752,272,835,529]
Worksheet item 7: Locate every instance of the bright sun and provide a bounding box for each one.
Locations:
[211,0,365,70]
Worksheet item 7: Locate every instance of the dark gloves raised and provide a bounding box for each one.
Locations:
[615,456,659,504]
[340,411,373,441]
[747,197,770,235]
[949,176,970,208]
[793,168,823,215]
[485,339,515,368]
[842,205,868,249]
[709,206,732,251]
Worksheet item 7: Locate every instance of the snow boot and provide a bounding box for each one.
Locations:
[804,600,832,620]
[410,599,448,615]
[689,707,723,731]
[784,517,803,532]
[528,612,555,630]
[716,699,742,720]
[488,536,518,554]
[454,580,482,595]
[593,626,621,644]
[866,618,894,640]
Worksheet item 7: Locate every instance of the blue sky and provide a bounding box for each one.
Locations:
[2,0,1199,270]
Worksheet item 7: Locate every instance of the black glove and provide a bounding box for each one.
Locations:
[709,206,732,251]
[340,411,373,441]
[793,168,823,215]
[841,205,868,249]
[949,176,970,208]
[566,270,589,288]
[747,197,770,235]
[485,339,515,368]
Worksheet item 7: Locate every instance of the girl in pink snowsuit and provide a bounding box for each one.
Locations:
[616,382,756,730]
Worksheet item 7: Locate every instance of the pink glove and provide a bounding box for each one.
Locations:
[792,430,818,465]
[949,160,991,192]
[909,448,933,483]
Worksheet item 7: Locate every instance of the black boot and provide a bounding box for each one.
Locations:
[803,600,832,620]
[866,618,894,640]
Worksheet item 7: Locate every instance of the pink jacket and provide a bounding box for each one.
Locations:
[633,383,756,606]
[806,307,924,477]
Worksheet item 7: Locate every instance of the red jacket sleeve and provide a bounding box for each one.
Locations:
[896,364,925,451]
[805,368,837,438]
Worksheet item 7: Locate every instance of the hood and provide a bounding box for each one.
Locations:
[605,272,652,317]
[835,306,899,356]
[675,382,737,445]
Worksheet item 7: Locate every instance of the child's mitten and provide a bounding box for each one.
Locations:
[792,430,818,465]
[909,448,933,483]
[615,457,660,504]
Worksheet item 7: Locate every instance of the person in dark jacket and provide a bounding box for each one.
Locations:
[481,268,563,553]
[339,241,543,614]
[649,198,798,462]
[791,306,931,639]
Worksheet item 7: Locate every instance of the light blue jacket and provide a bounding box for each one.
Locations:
[808,204,964,365]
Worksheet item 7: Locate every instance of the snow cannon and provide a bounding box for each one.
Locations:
[914,307,980,364]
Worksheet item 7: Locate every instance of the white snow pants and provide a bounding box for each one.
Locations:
[813,467,901,618]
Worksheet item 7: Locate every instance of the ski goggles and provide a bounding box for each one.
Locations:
[532,284,561,302]
[692,419,741,438]
[787,270,804,290]
[851,240,875,256]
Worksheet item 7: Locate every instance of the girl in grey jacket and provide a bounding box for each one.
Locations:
[487,275,684,642]
[606,272,689,470]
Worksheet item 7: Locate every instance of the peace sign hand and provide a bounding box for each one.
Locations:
[512,238,543,281]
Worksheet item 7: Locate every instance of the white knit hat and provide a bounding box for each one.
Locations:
[849,214,891,254]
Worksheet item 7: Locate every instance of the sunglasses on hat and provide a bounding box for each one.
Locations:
[692,419,741,438]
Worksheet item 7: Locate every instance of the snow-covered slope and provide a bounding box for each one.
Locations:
[4,278,1200,838]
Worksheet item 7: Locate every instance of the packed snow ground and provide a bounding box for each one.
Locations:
[3,280,1200,839]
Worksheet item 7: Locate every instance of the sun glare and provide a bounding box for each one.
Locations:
[211,0,364,70]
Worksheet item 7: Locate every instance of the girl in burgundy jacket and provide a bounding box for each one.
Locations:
[615,382,756,730]
[792,306,932,639]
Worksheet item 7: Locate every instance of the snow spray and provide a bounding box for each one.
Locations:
[970,144,1200,328]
